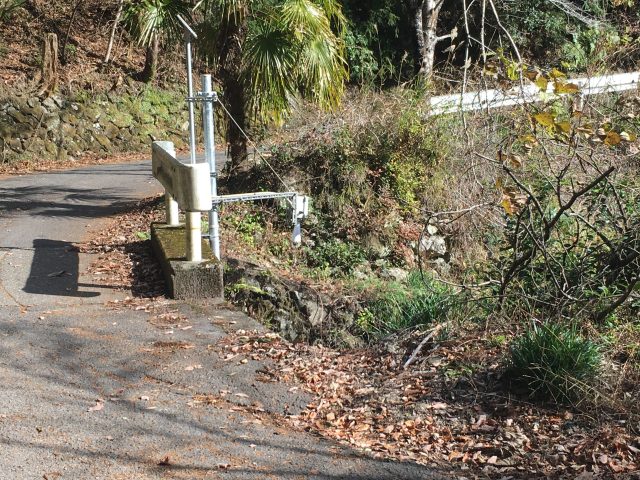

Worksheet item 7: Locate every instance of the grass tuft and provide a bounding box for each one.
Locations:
[507,322,601,402]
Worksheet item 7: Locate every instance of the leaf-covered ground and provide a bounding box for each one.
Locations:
[80,196,640,479]
[216,329,639,479]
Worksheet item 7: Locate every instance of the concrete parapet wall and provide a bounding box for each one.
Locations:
[150,222,223,300]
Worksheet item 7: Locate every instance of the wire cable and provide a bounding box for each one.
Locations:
[215,99,292,192]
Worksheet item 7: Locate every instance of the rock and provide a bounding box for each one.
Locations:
[381,267,409,282]
[44,140,57,156]
[419,234,447,258]
[61,112,79,125]
[42,97,58,110]
[7,107,30,125]
[111,112,133,129]
[94,134,112,150]
[7,137,22,151]
[27,97,40,108]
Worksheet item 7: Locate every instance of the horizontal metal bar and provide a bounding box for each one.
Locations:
[213,191,297,205]
[186,96,217,103]
[430,71,640,115]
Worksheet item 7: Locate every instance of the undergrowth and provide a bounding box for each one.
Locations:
[354,271,452,340]
[507,322,601,402]
[226,80,640,420]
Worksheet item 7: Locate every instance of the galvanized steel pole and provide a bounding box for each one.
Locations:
[201,74,221,260]
[185,35,197,165]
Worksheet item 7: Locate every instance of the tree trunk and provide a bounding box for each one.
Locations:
[138,33,159,83]
[39,33,58,97]
[60,0,81,65]
[224,76,248,174]
[412,0,443,79]
[217,16,249,180]
[104,0,124,64]
[411,1,426,74]
[420,0,442,77]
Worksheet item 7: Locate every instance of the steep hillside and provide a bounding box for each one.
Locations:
[0,0,184,94]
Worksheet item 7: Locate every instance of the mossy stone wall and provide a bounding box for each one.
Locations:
[0,87,192,163]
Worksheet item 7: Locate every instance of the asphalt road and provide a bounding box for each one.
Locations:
[0,161,442,479]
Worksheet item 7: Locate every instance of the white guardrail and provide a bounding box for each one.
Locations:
[430,71,640,115]
[152,141,212,262]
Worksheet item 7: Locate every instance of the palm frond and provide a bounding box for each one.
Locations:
[199,0,249,22]
[281,0,332,39]
[297,32,346,109]
[243,20,297,121]
[313,0,346,34]
[124,0,193,47]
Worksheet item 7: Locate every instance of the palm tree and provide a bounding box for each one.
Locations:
[195,0,348,174]
[124,0,193,82]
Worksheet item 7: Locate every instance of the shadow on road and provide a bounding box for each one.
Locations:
[23,239,99,298]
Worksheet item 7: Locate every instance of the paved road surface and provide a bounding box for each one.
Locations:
[0,161,441,479]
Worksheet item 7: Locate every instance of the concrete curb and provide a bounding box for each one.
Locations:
[151,222,224,300]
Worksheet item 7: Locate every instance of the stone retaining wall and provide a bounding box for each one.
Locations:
[0,88,192,163]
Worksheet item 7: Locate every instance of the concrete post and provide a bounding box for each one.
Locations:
[185,211,201,262]
[165,192,179,226]
[163,141,179,226]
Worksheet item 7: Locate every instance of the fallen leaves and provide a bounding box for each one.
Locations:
[87,399,104,412]
[184,364,202,371]
[215,330,640,477]
[79,196,166,300]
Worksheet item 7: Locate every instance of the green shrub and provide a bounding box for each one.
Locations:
[305,238,366,277]
[507,322,601,402]
[356,271,451,339]
[223,210,265,247]
[0,0,24,22]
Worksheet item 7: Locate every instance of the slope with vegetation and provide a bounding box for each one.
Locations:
[1,0,640,477]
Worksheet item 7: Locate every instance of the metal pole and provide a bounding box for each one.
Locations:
[185,33,197,165]
[201,74,221,260]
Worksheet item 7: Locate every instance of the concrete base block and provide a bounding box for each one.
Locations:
[151,222,224,300]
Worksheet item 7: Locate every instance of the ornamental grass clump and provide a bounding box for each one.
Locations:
[507,322,601,402]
